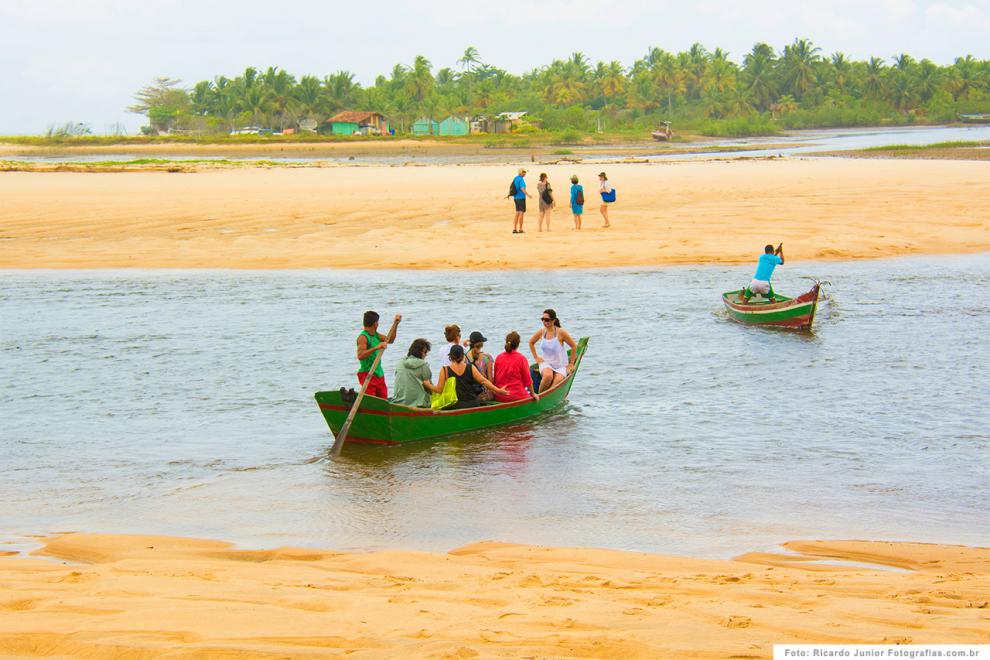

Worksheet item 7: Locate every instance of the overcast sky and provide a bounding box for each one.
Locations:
[1,0,988,134]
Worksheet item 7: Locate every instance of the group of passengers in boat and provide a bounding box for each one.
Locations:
[356,309,578,410]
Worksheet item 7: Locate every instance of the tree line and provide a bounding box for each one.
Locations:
[129,40,990,137]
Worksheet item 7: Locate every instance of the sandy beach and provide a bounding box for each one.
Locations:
[0,533,987,658]
[1,158,988,269]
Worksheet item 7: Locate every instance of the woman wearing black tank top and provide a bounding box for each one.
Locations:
[432,345,507,409]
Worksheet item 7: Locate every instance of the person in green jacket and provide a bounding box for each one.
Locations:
[391,338,434,408]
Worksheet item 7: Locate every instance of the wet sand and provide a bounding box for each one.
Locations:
[1,533,987,658]
[1,158,988,269]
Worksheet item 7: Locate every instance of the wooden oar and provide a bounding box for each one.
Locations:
[330,346,386,458]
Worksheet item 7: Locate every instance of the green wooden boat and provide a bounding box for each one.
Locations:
[722,281,824,330]
[315,337,589,445]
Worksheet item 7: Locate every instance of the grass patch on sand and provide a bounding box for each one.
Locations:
[865,140,987,151]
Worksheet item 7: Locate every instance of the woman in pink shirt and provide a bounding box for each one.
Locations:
[493,331,540,403]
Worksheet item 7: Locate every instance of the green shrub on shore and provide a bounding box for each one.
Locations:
[697,117,780,137]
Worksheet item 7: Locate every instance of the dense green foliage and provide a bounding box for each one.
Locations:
[131,40,990,137]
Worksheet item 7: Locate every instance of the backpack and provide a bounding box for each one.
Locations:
[541,185,553,205]
[507,179,517,198]
[575,189,584,206]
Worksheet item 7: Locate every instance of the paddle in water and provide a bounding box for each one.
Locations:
[331,344,386,458]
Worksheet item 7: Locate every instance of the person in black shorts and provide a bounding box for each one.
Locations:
[510,168,532,234]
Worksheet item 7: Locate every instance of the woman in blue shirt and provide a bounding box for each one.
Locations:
[569,175,584,230]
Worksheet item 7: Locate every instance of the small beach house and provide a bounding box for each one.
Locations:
[326,111,389,136]
[437,116,470,136]
[494,111,527,133]
[411,117,440,135]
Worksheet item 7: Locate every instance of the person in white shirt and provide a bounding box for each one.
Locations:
[598,171,613,228]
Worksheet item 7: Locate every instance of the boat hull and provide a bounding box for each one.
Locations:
[722,285,821,330]
[315,337,589,445]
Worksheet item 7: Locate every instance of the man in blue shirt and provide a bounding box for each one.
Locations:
[743,243,784,303]
[510,168,532,234]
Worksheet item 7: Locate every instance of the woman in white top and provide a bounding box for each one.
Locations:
[598,171,613,229]
[528,308,577,393]
[439,324,461,368]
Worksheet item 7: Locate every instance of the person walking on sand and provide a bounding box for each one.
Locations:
[536,173,555,232]
[741,243,785,304]
[509,168,532,234]
[598,171,614,228]
[356,310,401,398]
[569,175,584,230]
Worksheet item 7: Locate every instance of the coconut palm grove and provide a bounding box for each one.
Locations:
[130,40,990,137]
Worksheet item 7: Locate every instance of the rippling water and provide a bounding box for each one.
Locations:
[1,255,988,557]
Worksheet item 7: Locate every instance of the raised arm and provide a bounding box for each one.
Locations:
[380,314,402,344]
[776,243,785,265]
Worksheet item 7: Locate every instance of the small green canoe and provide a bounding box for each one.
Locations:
[315,337,589,445]
[722,281,823,330]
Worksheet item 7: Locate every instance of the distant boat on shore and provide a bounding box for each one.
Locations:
[652,122,672,141]
[958,113,990,123]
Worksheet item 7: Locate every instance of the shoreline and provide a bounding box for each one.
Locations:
[2,532,988,658]
[2,158,989,270]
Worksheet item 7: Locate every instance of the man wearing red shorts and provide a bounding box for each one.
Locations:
[356,310,401,398]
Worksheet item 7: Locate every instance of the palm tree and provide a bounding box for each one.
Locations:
[653,52,686,113]
[262,67,297,129]
[294,75,324,120]
[780,38,821,99]
[240,85,272,126]
[829,52,852,96]
[324,71,361,111]
[863,57,886,99]
[915,59,940,103]
[742,43,777,112]
[950,55,979,100]
[405,55,434,106]
[458,46,481,72]
[598,61,625,107]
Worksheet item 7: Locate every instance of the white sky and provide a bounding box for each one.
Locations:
[1,0,988,134]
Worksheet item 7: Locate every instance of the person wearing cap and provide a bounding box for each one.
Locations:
[433,344,508,409]
[511,168,532,234]
[569,175,584,230]
[465,331,495,398]
[598,171,613,228]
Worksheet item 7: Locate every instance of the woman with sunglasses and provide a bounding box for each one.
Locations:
[528,309,577,393]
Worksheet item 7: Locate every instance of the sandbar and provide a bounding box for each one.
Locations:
[1,158,988,269]
[1,533,988,658]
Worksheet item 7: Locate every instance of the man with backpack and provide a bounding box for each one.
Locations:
[508,168,532,234]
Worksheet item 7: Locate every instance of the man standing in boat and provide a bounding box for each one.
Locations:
[742,243,784,303]
[356,311,401,398]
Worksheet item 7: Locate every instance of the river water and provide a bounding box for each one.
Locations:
[1,255,988,558]
[6,124,990,165]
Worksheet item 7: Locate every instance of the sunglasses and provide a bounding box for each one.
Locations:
[541,317,552,322]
